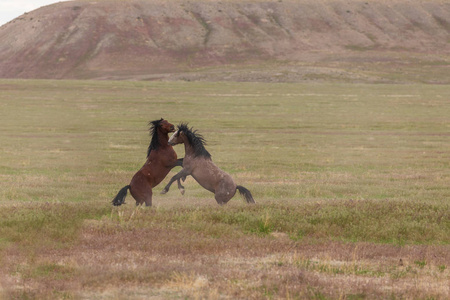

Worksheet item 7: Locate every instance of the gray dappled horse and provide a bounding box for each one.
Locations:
[161,124,255,205]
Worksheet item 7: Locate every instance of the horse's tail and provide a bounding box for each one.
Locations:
[236,185,256,204]
[112,185,130,206]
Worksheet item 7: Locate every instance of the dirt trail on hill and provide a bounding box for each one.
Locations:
[0,0,449,82]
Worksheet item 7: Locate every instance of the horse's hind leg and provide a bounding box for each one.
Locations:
[132,192,152,206]
[214,193,231,205]
[138,187,153,206]
[144,189,153,207]
[130,181,153,206]
[214,184,236,205]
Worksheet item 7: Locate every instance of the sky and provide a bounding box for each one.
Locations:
[0,0,69,26]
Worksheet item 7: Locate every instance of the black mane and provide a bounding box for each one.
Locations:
[178,123,211,159]
[147,118,163,157]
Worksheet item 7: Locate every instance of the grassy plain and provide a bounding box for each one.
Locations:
[0,79,449,299]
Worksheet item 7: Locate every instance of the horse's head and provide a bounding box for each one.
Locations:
[157,119,176,134]
[169,123,211,157]
[147,119,176,157]
[168,128,184,146]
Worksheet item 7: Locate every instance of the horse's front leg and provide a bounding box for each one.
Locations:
[177,178,185,195]
[175,158,183,167]
[161,169,190,195]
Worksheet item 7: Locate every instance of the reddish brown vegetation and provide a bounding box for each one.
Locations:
[2,209,448,299]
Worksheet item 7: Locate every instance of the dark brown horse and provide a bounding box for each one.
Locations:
[112,118,183,206]
[161,124,255,205]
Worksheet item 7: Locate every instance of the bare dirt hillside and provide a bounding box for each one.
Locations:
[0,0,449,82]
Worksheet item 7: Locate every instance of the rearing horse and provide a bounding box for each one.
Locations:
[112,118,183,206]
[161,123,256,205]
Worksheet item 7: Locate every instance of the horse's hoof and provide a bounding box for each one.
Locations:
[161,189,168,195]
[180,188,185,195]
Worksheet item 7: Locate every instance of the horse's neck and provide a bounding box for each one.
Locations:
[156,131,169,147]
[183,141,196,156]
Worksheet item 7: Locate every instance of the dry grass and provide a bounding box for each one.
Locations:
[0,80,449,299]
[2,201,448,299]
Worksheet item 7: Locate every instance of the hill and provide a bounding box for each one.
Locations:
[0,0,449,82]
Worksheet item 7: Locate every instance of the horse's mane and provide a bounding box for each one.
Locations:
[147,118,163,158]
[178,123,211,159]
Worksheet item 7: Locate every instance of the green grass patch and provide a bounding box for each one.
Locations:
[105,199,449,245]
[0,203,110,251]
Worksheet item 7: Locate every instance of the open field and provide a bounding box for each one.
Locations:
[0,79,449,299]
